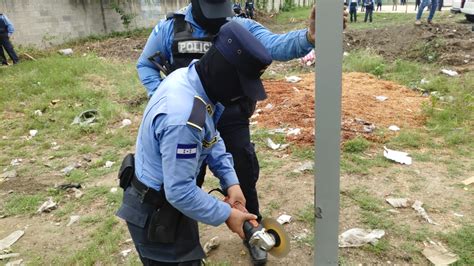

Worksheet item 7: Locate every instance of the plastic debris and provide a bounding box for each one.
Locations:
[5,259,23,266]
[56,183,81,190]
[0,253,20,260]
[110,187,118,193]
[420,78,429,85]
[104,161,115,168]
[286,128,301,136]
[292,161,314,173]
[285,76,302,83]
[461,176,474,186]
[37,197,57,213]
[388,125,400,131]
[203,236,220,255]
[120,119,132,128]
[29,130,38,137]
[120,248,132,257]
[375,95,388,102]
[10,159,22,166]
[1,170,17,179]
[383,146,412,165]
[66,215,81,227]
[453,212,464,217]
[61,163,81,176]
[71,188,83,198]
[441,69,459,77]
[34,110,43,116]
[58,48,73,56]
[343,52,350,56]
[264,138,289,151]
[276,214,292,224]
[0,230,24,250]
[422,241,458,265]
[386,198,410,208]
[338,228,385,247]
[363,124,376,133]
[412,200,438,225]
[71,109,98,126]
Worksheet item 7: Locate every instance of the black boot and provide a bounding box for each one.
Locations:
[244,240,267,265]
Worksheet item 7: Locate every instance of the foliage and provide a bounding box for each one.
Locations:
[111,3,137,29]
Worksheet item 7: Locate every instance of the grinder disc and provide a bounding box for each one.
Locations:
[261,218,290,257]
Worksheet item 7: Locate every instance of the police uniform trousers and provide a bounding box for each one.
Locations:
[197,100,261,220]
[117,185,205,265]
[0,33,19,65]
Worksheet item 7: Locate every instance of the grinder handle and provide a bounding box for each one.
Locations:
[224,197,259,228]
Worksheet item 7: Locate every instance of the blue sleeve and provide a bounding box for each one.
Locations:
[233,17,314,61]
[136,19,174,97]
[159,125,231,226]
[206,132,239,190]
[3,15,14,35]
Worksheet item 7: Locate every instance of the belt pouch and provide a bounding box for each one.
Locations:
[118,153,134,189]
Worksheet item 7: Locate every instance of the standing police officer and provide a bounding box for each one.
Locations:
[0,13,19,65]
[117,21,272,266]
[136,1,317,264]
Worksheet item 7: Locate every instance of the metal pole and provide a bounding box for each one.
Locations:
[314,0,343,264]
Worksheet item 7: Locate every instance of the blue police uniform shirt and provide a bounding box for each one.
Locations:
[134,61,239,226]
[137,4,314,96]
[0,14,15,35]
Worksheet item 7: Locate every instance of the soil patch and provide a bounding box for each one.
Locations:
[255,72,428,145]
[344,23,474,68]
[73,36,145,62]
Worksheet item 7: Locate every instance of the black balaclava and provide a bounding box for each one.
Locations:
[195,46,243,107]
[191,0,228,34]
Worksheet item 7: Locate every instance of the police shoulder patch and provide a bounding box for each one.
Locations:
[187,96,207,131]
[176,144,197,159]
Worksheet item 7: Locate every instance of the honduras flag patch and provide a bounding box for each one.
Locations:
[176,144,197,159]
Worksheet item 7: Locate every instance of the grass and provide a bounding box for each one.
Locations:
[3,193,45,216]
[441,225,474,265]
[343,137,370,153]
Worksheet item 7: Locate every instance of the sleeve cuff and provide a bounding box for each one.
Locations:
[219,171,239,191]
[213,201,232,226]
[301,29,315,48]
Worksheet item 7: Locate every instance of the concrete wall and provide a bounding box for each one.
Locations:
[1,0,313,47]
[0,0,187,47]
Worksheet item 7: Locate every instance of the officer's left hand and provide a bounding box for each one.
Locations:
[226,184,246,207]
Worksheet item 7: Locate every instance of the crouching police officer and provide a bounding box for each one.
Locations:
[117,21,272,265]
[137,1,319,263]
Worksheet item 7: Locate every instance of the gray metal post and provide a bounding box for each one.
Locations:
[314,0,343,265]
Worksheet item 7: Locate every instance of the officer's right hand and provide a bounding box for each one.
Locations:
[225,208,258,239]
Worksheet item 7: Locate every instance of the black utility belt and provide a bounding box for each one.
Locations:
[118,153,183,244]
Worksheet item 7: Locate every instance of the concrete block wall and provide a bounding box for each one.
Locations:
[1,0,313,47]
[0,0,187,47]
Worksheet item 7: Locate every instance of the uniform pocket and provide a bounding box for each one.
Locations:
[116,187,149,228]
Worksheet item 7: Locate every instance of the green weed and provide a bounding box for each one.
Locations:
[3,194,44,216]
[343,137,370,153]
[441,225,474,265]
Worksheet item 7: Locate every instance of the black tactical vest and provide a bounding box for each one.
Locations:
[0,15,7,35]
[169,13,214,73]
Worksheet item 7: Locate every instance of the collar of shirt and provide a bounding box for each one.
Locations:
[187,61,225,122]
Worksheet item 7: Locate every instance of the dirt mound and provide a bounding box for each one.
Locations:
[74,36,146,62]
[344,23,474,68]
[255,72,428,145]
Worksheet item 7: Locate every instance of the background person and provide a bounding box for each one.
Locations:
[415,0,438,25]
[245,0,255,19]
[0,13,19,65]
[350,0,359,22]
[364,0,375,22]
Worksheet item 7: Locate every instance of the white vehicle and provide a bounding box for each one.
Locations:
[451,0,466,13]
[461,0,474,21]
